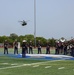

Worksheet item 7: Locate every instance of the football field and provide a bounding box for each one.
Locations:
[0,48,74,75]
[0,56,74,75]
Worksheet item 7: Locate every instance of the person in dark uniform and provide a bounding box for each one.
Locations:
[4,40,9,54]
[55,42,59,54]
[21,40,27,58]
[46,42,50,54]
[71,44,74,57]
[13,40,18,54]
[63,43,67,55]
[26,44,28,54]
[37,40,42,54]
[60,43,64,54]
[57,42,61,54]
[29,41,33,54]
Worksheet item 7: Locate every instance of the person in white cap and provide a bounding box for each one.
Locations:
[21,40,27,58]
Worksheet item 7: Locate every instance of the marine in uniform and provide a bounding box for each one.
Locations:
[29,41,33,54]
[71,44,74,57]
[63,43,67,55]
[37,40,42,54]
[13,40,18,54]
[4,40,9,54]
[46,43,50,54]
[22,40,27,58]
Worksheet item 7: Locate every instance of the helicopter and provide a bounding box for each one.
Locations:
[18,20,28,26]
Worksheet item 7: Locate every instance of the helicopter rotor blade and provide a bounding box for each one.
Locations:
[18,21,23,22]
[26,20,30,22]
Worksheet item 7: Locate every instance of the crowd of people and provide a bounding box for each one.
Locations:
[3,39,74,57]
[55,42,74,57]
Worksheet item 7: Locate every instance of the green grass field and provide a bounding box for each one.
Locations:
[0,47,55,54]
[0,48,74,75]
[0,56,74,75]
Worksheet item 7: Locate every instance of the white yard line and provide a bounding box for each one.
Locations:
[0,65,24,70]
[2,63,8,65]
[29,60,62,65]
[23,64,31,66]
[45,66,51,68]
[58,67,65,70]
[11,64,18,66]
[0,60,63,70]
[33,65,39,67]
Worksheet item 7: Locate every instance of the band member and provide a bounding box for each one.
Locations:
[13,40,18,54]
[21,40,27,58]
[29,41,33,54]
[4,40,9,54]
[37,40,42,54]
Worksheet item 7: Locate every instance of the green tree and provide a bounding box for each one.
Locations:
[48,38,56,47]
[9,33,18,41]
[0,36,9,43]
[25,34,34,42]
[36,37,47,46]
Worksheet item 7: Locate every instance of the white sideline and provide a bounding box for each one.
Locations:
[28,60,62,65]
[0,65,24,70]
[0,60,62,70]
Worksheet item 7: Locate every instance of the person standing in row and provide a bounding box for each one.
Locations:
[4,40,9,54]
[21,40,27,58]
[46,43,50,54]
[37,40,42,54]
[13,40,18,54]
[71,44,74,57]
[63,43,67,55]
[29,41,33,54]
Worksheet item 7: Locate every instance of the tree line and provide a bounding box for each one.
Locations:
[0,33,56,47]
[0,33,72,47]
[1,33,74,47]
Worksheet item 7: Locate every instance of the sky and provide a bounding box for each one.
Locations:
[0,0,74,39]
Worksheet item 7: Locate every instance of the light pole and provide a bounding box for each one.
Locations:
[34,0,36,47]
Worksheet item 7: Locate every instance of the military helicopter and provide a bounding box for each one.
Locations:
[18,20,28,26]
